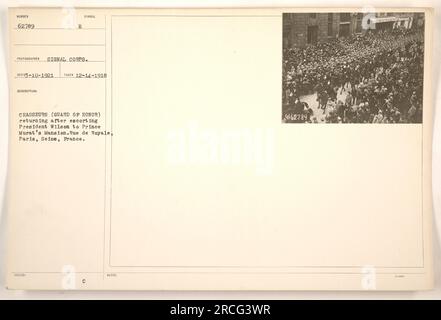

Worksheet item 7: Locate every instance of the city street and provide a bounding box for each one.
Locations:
[300,87,350,122]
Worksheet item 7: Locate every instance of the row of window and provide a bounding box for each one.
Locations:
[308,12,363,21]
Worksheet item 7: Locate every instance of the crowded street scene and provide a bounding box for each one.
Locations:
[282,13,424,123]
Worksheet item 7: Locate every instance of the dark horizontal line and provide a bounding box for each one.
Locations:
[117,271,426,275]
[111,15,280,18]
[12,272,102,274]
[109,265,425,269]
[14,60,105,63]
[15,77,106,79]
[14,44,105,46]
[14,27,105,30]
[11,271,426,275]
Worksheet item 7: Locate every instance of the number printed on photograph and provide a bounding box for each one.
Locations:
[282,12,425,123]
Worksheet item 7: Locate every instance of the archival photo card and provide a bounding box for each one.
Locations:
[6,7,434,291]
[282,12,425,123]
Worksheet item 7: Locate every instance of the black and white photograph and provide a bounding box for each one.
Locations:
[1,3,440,301]
[282,12,425,123]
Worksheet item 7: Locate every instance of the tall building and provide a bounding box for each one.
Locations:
[283,13,361,47]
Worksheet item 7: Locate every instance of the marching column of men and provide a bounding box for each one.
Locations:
[282,28,424,123]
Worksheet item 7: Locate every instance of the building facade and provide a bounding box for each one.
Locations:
[283,12,419,48]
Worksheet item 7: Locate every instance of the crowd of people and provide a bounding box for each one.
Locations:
[282,27,424,123]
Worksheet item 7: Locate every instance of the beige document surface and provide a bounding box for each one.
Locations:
[6,7,434,290]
